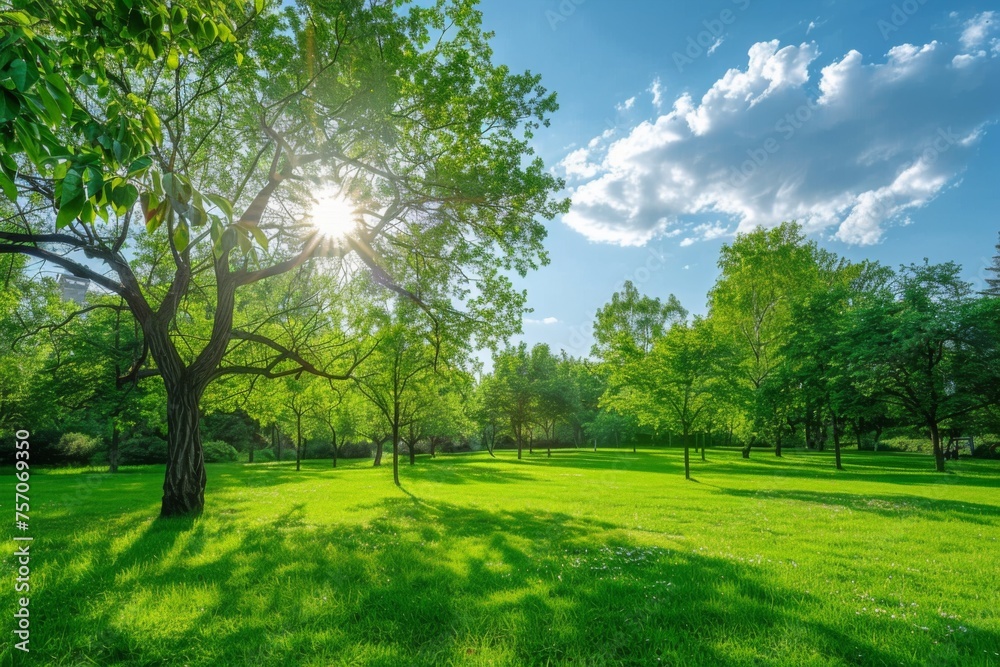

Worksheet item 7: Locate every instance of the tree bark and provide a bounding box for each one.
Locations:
[392,429,401,486]
[373,439,384,466]
[295,412,302,472]
[683,432,691,480]
[775,431,782,457]
[408,440,416,465]
[160,387,207,517]
[930,421,945,472]
[832,414,843,470]
[109,423,120,473]
[331,430,337,468]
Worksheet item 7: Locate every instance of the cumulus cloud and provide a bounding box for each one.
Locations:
[961,11,996,49]
[525,316,560,325]
[561,28,1000,247]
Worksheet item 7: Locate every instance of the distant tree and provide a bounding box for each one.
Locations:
[592,281,686,360]
[622,317,717,480]
[984,232,1000,296]
[845,262,1000,471]
[708,222,840,456]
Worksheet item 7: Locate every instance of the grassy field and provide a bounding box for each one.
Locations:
[2,448,999,666]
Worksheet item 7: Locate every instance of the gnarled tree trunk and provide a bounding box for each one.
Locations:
[161,386,207,517]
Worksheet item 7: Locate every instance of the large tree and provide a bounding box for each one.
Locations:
[844,262,1000,471]
[0,0,566,515]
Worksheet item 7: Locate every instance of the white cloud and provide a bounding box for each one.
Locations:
[525,316,559,325]
[649,77,664,109]
[560,32,1000,247]
[708,37,724,56]
[961,11,996,49]
[616,96,637,112]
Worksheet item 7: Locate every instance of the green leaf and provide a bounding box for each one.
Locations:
[166,46,180,70]
[44,74,73,117]
[111,183,139,214]
[254,0,265,13]
[244,222,269,250]
[0,170,16,200]
[204,193,234,221]
[84,166,103,199]
[0,89,21,123]
[8,59,33,92]
[61,168,84,207]
[172,221,190,252]
[127,155,153,176]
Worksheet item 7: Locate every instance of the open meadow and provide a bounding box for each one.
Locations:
[3,449,999,666]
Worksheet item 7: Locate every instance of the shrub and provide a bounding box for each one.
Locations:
[203,440,239,463]
[118,435,168,465]
[972,443,1000,460]
[338,441,375,459]
[252,448,276,462]
[57,432,100,465]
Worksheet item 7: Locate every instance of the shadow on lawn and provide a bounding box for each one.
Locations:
[516,448,1000,490]
[23,494,999,667]
[715,487,1000,525]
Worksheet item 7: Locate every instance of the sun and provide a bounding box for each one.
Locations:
[308,190,358,241]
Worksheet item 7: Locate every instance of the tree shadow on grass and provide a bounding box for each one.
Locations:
[715,487,1000,525]
[21,494,1000,667]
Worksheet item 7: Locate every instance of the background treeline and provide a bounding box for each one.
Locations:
[3,223,999,476]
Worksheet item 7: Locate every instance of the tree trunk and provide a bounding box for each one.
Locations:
[409,440,416,465]
[160,387,207,517]
[274,423,281,462]
[331,430,337,468]
[392,430,401,486]
[775,431,782,457]
[832,414,843,470]
[109,423,120,473]
[930,421,945,472]
[295,412,302,472]
[373,439,384,467]
[683,432,691,480]
[701,433,706,462]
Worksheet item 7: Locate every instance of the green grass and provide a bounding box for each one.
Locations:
[3,448,999,666]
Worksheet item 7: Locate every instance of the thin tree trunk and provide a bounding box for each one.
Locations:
[701,433,706,462]
[109,423,120,473]
[930,421,945,472]
[331,430,337,468]
[392,429,400,486]
[775,430,782,457]
[683,431,691,480]
[373,439,384,467]
[295,412,302,472]
[832,414,843,470]
[409,440,416,465]
[160,387,207,517]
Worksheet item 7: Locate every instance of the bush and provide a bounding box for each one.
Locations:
[119,435,168,465]
[57,432,100,465]
[338,441,374,459]
[252,448,276,462]
[203,440,239,463]
[972,443,1000,460]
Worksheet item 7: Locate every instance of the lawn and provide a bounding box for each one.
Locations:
[2,448,999,666]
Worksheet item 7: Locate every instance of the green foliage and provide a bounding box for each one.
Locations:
[202,439,238,462]
[118,434,168,465]
[56,431,100,465]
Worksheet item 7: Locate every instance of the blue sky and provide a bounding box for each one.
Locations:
[475,0,1000,359]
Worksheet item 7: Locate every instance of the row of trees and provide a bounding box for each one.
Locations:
[471,226,1000,479]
